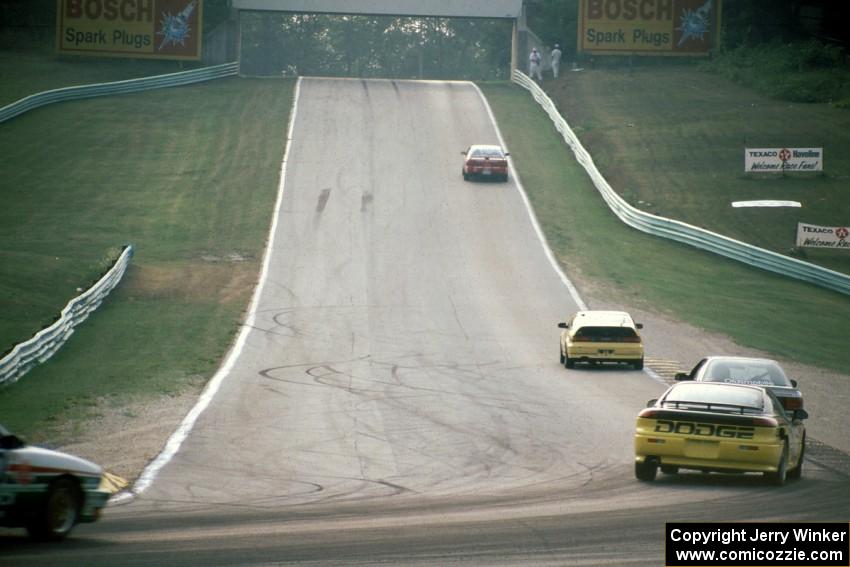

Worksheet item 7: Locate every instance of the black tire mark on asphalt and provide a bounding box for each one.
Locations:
[316,188,331,213]
[361,191,373,212]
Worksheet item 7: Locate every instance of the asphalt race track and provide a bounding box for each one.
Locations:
[6,78,850,565]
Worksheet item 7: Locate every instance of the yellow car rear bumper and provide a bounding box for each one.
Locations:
[635,433,783,473]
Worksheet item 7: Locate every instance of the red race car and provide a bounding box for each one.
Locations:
[461,145,510,182]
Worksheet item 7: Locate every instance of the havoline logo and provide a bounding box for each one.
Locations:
[654,420,755,439]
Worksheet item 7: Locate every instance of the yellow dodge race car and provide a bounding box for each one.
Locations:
[634,382,807,485]
[558,310,644,370]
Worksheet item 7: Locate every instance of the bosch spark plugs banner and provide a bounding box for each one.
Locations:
[578,0,720,55]
[56,0,203,60]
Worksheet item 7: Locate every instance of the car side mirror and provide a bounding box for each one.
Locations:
[790,379,798,387]
[793,409,809,421]
[557,322,568,329]
[646,399,657,408]
[461,151,467,155]
[674,372,691,381]
[504,152,511,156]
[635,323,643,329]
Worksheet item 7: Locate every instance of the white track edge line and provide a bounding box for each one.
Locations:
[470,82,669,386]
[469,81,587,312]
[643,366,669,385]
[111,77,304,504]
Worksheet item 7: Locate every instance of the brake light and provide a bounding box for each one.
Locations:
[782,397,803,411]
[638,409,658,418]
[750,417,778,428]
[571,336,593,342]
[619,336,641,343]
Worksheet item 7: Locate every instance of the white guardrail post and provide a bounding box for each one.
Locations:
[0,246,134,386]
[511,70,850,296]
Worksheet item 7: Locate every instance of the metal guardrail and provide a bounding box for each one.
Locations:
[511,70,850,296]
[0,63,241,385]
[0,62,239,124]
[0,246,134,386]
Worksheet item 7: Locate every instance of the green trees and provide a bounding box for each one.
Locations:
[525,0,579,56]
[239,13,512,80]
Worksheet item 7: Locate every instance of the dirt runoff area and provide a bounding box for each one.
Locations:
[58,389,202,489]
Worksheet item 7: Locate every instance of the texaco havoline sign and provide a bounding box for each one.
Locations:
[796,223,850,250]
[745,148,823,173]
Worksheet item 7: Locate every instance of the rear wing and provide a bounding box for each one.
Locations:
[641,407,776,428]
[659,400,762,415]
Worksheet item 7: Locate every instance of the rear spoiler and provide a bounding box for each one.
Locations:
[660,400,761,414]
[639,408,774,427]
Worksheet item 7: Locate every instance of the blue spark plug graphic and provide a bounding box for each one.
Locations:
[157,0,196,50]
[676,0,712,47]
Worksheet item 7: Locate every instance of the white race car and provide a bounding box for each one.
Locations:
[1,424,110,540]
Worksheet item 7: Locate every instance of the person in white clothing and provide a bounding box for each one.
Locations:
[528,48,542,81]
[550,44,562,79]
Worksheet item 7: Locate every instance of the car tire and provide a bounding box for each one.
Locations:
[559,346,565,365]
[634,358,644,370]
[565,355,575,369]
[660,465,679,475]
[462,171,469,181]
[766,443,789,486]
[635,459,658,482]
[26,478,81,541]
[788,436,805,480]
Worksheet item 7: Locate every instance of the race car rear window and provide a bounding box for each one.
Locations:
[702,360,792,387]
[471,148,504,158]
[573,326,638,341]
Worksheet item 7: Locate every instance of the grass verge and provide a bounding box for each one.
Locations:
[542,65,850,275]
[0,75,293,440]
[480,80,850,373]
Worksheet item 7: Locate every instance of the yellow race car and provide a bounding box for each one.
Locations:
[634,381,807,485]
[558,310,644,370]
